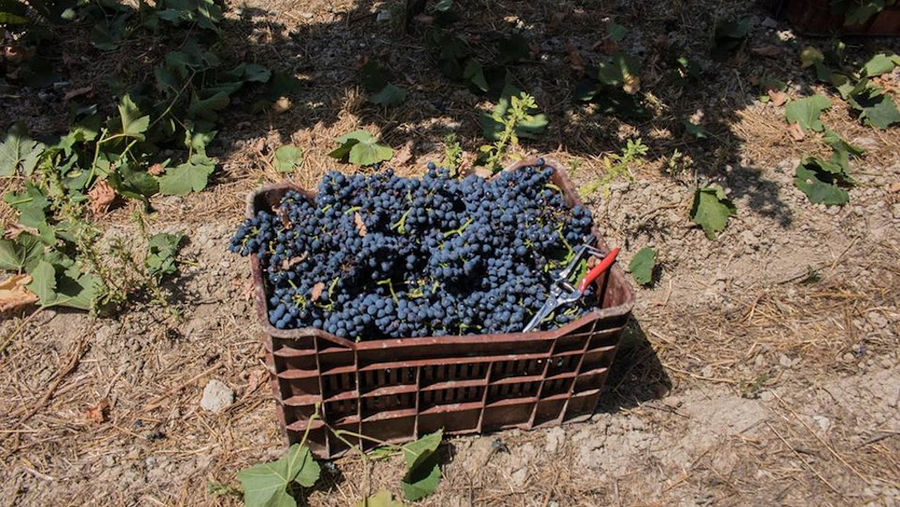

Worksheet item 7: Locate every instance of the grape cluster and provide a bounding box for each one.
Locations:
[229,162,599,340]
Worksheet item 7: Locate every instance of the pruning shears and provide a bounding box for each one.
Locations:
[523,239,620,332]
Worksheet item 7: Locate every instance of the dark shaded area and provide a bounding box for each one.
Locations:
[595,318,672,413]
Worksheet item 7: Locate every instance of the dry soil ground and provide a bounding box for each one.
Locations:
[1,0,899,505]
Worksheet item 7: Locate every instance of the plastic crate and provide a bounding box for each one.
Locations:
[782,0,900,35]
[246,158,635,458]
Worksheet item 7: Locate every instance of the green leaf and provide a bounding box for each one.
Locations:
[117,95,150,141]
[794,159,850,206]
[188,91,230,120]
[463,59,488,92]
[861,53,898,77]
[608,22,627,42]
[0,124,43,177]
[359,61,393,93]
[27,260,57,305]
[274,145,304,173]
[480,84,548,141]
[369,84,407,107]
[329,130,393,166]
[237,444,320,507]
[146,232,184,279]
[712,18,749,60]
[157,154,216,195]
[184,123,217,156]
[55,265,96,310]
[690,184,736,240]
[0,0,28,23]
[822,129,864,158]
[628,247,657,286]
[785,95,831,133]
[109,162,160,201]
[859,94,900,129]
[800,46,824,68]
[401,429,442,501]
[357,490,403,507]
[497,34,529,64]
[682,120,708,139]
[229,63,272,83]
[845,0,884,25]
[0,233,43,271]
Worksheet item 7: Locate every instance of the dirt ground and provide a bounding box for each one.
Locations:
[2,0,899,505]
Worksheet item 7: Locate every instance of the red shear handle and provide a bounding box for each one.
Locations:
[577,247,620,293]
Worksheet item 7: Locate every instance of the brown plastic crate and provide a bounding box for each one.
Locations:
[245,158,635,458]
[783,0,900,35]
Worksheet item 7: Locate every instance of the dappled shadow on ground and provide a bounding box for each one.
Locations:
[596,318,671,413]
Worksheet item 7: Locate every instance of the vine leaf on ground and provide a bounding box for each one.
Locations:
[369,83,407,107]
[861,53,899,77]
[690,185,736,240]
[274,145,304,173]
[157,154,216,195]
[145,232,185,280]
[822,129,864,158]
[628,247,657,286]
[357,490,403,507]
[401,429,443,501]
[859,95,900,129]
[0,233,43,271]
[117,95,151,141]
[328,130,393,166]
[785,95,831,133]
[793,156,851,206]
[26,260,57,305]
[236,444,320,507]
[0,124,43,177]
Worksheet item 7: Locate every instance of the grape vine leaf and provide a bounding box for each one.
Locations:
[0,233,43,271]
[861,53,898,77]
[237,444,320,507]
[117,95,151,141]
[845,1,884,25]
[369,84,407,107]
[357,490,403,507]
[26,260,56,305]
[0,124,43,177]
[401,429,443,501]
[188,91,231,120]
[328,130,393,166]
[785,95,831,133]
[690,185,736,240]
[800,46,824,68]
[793,157,851,206]
[157,154,216,195]
[146,232,184,279]
[463,60,488,92]
[274,145,304,173]
[628,246,657,286]
[711,18,749,60]
[859,95,900,129]
[822,129,864,158]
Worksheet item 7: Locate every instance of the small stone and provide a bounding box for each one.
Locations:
[545,426,566,453]
[759,390,774,402]
[375,9,391,22]
[761,17,778,29]
[510,467,529,487]
[812,415,830,431]
[779,354,792,368]
[842,352,855,362]
[200,379,234,413]
[701,365,714,377]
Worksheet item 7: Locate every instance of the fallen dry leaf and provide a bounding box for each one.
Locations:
[3,222,39,240]
[243,369,268,398]
[64,85,93,101]
[0,274,38,313]
[768,89,789,107]
[565,43,584,72]
[310,282,325,301]
[787,122,805,141]
[85,398,110,423]
[354,212,367,237]
[88,180,116,216]
[393,140,414,166]
[281,253,307,270]
[472,167,493,179]
[2,46,36,65]
[751,45,782,57]
[147,163,165,176]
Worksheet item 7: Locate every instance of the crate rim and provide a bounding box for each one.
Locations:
[245,156,635,351]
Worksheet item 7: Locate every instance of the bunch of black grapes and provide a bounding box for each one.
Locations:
[229,161,599,340]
